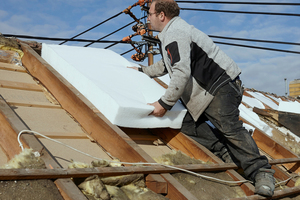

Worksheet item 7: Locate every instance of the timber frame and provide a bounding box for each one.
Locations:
[0,43,299,199]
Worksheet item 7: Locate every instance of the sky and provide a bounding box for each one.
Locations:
[1,0,299,96]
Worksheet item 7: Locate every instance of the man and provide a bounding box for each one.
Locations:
[129,0,275,197]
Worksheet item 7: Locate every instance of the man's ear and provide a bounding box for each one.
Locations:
[159,11,166,22]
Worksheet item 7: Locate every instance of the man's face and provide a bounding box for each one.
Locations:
[147,2,161,31]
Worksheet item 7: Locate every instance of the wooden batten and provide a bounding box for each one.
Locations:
[0,62,27,72]
[252,107,281,126]
[0,96,87,200]
[230,185,300,200]
[241,117,300,174]
[278,111,300,137]
[1,158,299,181]
[0,80,43,91]
[0,97,26,158]
[6,101,62,109]
[253,107,273,117]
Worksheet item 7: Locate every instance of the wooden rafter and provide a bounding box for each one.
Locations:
[0,96,87,200]
[20,43,202,199]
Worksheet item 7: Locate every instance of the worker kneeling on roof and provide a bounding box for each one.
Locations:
[128,0,275,197]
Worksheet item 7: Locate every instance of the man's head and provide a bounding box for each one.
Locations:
[147,0,180,32]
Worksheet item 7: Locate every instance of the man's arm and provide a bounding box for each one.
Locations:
[128,59,167,77]
[127,60,168,117]
[159,31,192,111]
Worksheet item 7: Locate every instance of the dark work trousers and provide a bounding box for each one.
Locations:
[181,81,271,181]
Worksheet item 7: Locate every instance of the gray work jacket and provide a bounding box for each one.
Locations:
[141,16,241,121]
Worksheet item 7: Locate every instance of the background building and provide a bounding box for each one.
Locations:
[290,79,300,98]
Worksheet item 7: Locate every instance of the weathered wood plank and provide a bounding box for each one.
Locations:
[0,62,27,72]
[0,79,43,91]
[0,157,299,180]
[278,111,300,137]
[230,185,300,200]
[55,179,88,200]
[162,173,199,200]
[242,118,300,174]
[0,96,87,199]
[0,97,26,158]
[7,101,61,109]
[253,107,272,117]
[0,163,237,180]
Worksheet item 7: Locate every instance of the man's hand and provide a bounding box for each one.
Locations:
[127,66,139,71]
[148,101,167,117]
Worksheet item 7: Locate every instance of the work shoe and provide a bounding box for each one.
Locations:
[254,168,275,197]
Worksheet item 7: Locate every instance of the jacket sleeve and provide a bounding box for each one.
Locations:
[140,59,168,78]
[159,30,192,110]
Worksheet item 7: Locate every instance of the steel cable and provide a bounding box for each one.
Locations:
[59,11,123,45]
[180,8,300,17]
[214,41,300,54]
[176,1,300,6]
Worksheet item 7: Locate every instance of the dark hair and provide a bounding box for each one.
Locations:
[153,0,180,19]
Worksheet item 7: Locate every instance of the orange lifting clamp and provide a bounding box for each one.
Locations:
[121,0,152,62]
[123,0,152,23]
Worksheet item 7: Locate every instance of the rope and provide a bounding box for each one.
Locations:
[17,130,297,186]
[17,130,251,185]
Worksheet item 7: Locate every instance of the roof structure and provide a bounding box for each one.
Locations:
[0,36,300,199]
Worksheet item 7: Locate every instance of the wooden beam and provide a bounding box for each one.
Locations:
[126,134,160,141]
[0,97,26,158]
[269,157,300,165]
[1,157,299,180]
[7,101,62,109]
[0,96,87,199]
[21,43,192,196]
[278,111,300,137]
[271,165,295,188]
[230,185,300,200]
[55,178,88,200]
[253,107,272,117]
[35,135,89,140]
[0,163,237,180]
[0,62,27,72]
[0,79,43,91]
[162,173,199,200]
[241,117,300,174]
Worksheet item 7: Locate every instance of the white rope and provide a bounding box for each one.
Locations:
[18,130,253,185]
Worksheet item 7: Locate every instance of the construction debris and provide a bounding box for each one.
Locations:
[154,150,246,199]
[0,149,63,200]
[1,148,45,169]
[71,159,168,200]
